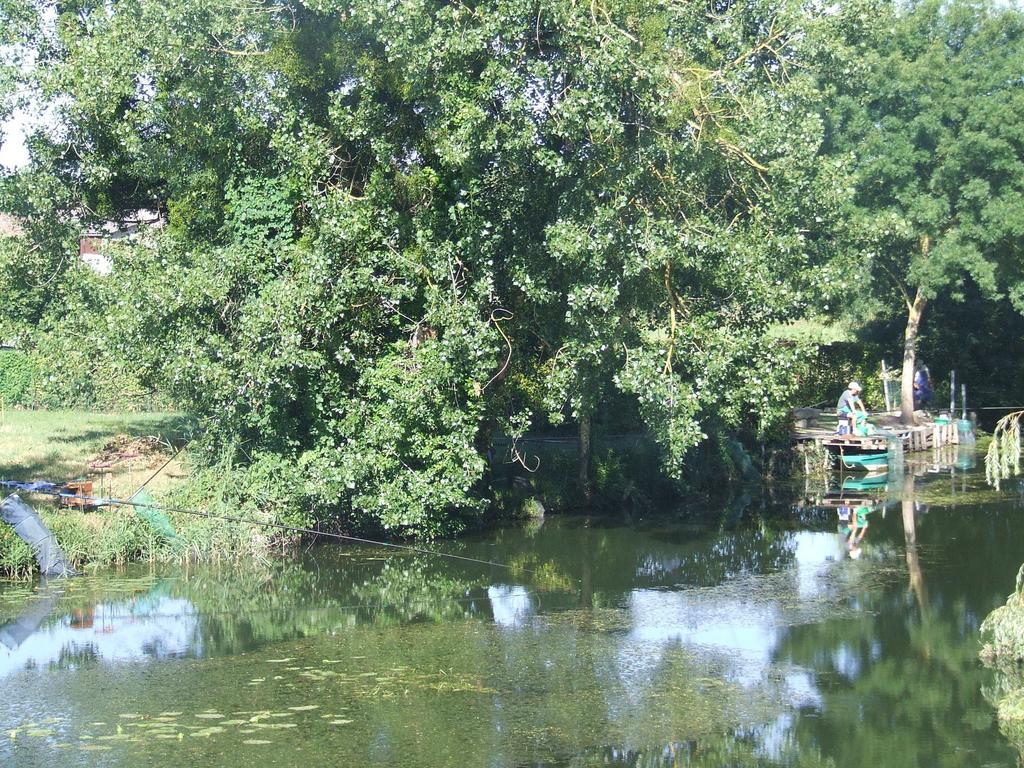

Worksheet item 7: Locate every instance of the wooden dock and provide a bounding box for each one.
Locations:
[792,409,962,453]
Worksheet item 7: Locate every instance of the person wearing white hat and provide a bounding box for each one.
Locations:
[836,381,867,436]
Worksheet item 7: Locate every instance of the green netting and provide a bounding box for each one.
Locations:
[129,489,177,540]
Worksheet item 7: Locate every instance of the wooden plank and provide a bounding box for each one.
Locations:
[821,437,888,452]
[792,414,965,452]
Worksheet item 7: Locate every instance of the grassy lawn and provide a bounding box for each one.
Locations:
[0,410,190,500]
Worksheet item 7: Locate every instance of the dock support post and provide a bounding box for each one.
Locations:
[882,360,892,412]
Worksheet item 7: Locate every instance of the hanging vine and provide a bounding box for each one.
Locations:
[986,411,1024,489]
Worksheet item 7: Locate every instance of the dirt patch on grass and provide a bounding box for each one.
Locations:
[89,435,172,470]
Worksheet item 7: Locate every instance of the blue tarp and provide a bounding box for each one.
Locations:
[0,480,62,494]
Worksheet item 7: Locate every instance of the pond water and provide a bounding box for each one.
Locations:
[2,451,1024,767]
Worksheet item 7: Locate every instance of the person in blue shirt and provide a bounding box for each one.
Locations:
[913,364,933,410]
[836,381,867,435]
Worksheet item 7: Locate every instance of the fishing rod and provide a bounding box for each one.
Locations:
[128,442,188,498]
[1,485,548,577]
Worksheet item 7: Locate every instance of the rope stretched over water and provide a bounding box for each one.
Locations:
[2,487,547,577]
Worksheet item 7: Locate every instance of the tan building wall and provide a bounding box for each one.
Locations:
[0,213,23,237]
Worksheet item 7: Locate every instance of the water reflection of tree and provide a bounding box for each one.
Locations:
[10,595,831,768]
[54,643,100,670]
[165,516,801,657]
[902,475,928,617]
[0,517,815,767]
[9,491,1021,767]
[770,480,1014,768]
[773,598,1005,766]
[166,555,484,656]
[1,515,803,666]
[295,619,824,767]
[477,516,801,595]
[580,738,834,767]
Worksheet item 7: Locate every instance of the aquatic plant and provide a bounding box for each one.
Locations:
[980,565,1024,662]
[986,411,1024,490]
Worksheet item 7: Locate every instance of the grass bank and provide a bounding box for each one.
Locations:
[0,410,194,578]
[1,410,305,579]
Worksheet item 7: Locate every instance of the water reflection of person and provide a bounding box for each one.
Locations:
[838,505,871,559]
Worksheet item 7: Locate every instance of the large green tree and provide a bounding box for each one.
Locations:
[826,0,1024,424]
[2,0,844,535]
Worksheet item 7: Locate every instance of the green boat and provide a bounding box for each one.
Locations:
[843,473,889,490]
[838,451,889,470]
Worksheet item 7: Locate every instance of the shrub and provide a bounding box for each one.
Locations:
[0,349,37,407]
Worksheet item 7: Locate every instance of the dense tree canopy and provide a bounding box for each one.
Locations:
[2,0,1022,536]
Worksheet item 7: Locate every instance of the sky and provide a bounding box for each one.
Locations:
[0,104,31,169]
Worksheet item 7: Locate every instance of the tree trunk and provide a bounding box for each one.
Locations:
[900,235,931,426]
[900,287,928,426]
[578,410,592,504]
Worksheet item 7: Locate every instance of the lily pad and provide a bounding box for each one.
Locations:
[191,726,225,738]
